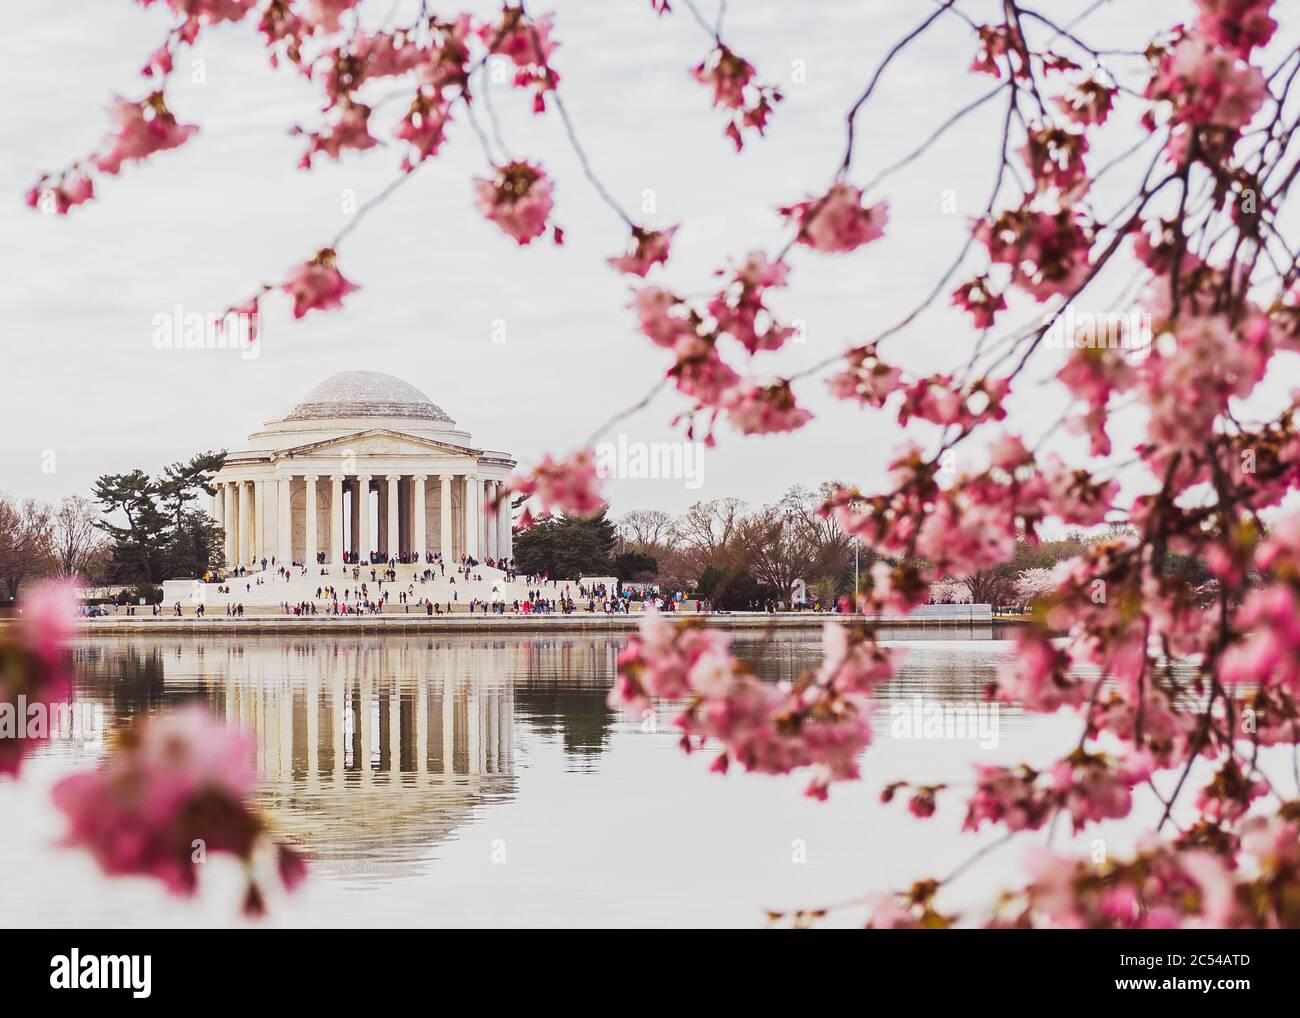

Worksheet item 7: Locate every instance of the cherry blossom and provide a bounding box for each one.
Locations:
[281,249,359,319]
[1194,0,1278,55]
[724,381,812,435]
[394,90,454,169]
[610,612,877,799]
[779,183,888,254]
[968,23,1024,79]
[691,44,781,150]
[299,0,359,35]
[669,338,742,409]
[708,252,795,354]
[95,93,198,176]
[975,204,1094,303]
[631,286,692,348]
[950,275,1007,329]
[479,6,558,110]
[0,581,78,776]
[25,174,95,215]
[1147,36,1269,133]
[1054,76,1116,127]
[294,98,378,167]
[502,448,604,527]
[52,706,307,914]
[473,161,555,245]
[608,226,677,277]
[139,0,256,34]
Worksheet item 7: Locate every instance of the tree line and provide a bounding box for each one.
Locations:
[611,495,1216,611]
[0,451,225,602]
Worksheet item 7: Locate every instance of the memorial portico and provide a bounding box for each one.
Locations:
[211,371,515,568]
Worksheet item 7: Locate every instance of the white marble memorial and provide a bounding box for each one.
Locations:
[210,371,515,568]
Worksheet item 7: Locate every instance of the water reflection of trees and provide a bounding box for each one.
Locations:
[69,641,167,721]
[510,637,619,763]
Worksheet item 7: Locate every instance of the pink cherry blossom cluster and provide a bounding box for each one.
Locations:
[0,581,77,775]
[53,705,307,916]
[825,348,1014,440]
[607,226,677,278]
[971,817,1299,928]
[610,614,895,799]
[690,44,782,151]
[779,183,888,254]
[501,448,604,528]
[280,248,359,319]
[479,6,558,113]
[27,4,576,320]
[26,93,196,214]
[4,585,306,915]
[473,160,557,246]
[968,23,1026,79]
[627,252,818,439]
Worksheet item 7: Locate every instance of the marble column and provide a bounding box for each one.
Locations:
[416,676,428,775]
[215,483,224,561]
[305,475,319,566]
[349,480,360,558]
[468,687,480,775]
[386,475,400,561]
[223,483,236,565]
[253,478,266,564]
[357,475,372,563]
[497,487,511,564]
[238,481,251,567]
[465,474,481,559]
[442,678,455,774]
[277,475,292,564]
[387,683,400,774]
[439,474,453,561]
[329,475,344,568]
[485,480,498,560]
[413,475,427,561]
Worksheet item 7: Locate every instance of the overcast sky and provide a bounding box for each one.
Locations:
[2,0,1295,521]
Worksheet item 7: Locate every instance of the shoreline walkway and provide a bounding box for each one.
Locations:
[24,605,1018,637]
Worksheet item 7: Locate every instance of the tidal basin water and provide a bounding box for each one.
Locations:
[3,627,1112,928]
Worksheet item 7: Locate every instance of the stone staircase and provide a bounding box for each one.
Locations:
[163,561,594,611]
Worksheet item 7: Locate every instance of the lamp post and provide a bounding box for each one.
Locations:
[853,535,860,614]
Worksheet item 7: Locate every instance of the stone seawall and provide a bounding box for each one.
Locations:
[26,611,1021,637]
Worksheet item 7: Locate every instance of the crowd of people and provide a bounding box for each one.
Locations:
[82,558,759,621]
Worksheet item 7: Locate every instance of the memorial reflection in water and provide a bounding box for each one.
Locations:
[63,629,1003,884]
[67,636,623,878]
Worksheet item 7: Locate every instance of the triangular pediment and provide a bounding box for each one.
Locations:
[273,429,479,460]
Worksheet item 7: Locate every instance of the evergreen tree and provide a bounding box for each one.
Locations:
[161,508,226,578]
[93,470,169,583]
[93,451,226,583]
[513,508,616,578]
[158,451,225,534]
[612,550,657,582]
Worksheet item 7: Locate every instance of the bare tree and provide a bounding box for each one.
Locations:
[736,503,817,599]
[780,484,854,587]
[51,495,106,579]
[0,495,54,600]
[616,509,676,556]
[674,498,746,557]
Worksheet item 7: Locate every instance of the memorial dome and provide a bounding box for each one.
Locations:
[285,370,454,424]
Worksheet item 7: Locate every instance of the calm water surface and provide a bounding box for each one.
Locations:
[3,627,1115,927]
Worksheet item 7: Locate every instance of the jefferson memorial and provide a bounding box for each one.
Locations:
[210,370,515,569]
